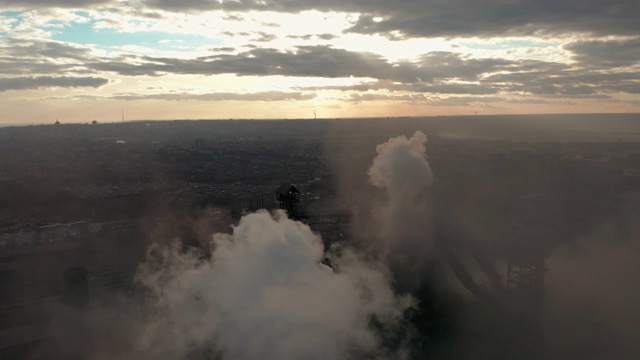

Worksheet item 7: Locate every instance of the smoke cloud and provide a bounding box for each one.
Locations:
[84,210,413,360]
[544,215,640,359]
[366,131,435,288]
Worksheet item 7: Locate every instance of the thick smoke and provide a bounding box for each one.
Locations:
[86,210,413,360]
[366,131,435,288]
[544,212,640,359]
[343,129,640,358]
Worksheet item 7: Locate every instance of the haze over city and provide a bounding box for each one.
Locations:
[1,0,640,124]
[1,1,640,360]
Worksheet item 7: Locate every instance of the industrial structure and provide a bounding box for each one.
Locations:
[275,184,300,218]
[435,218,548,359]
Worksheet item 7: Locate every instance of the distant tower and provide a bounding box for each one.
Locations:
[506,246,547,314]
[54,119,61,126]
[276,184,300,218]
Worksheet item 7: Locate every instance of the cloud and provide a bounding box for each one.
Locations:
[287,34,313,40]
[483,69,639,98]
[0,38,95,75]
[343,91,507,105]
[366,131,435,289]
[0,0,117,9]
[0,0,113,7]
[426,95,505,106]
[348,93,426,104]
[251,31,277,42]
[87,47,564,87]
[317,33,337,40]
[297,81,499,96]
[108,91,316,102]
[287,34,338,41]
[403,83,499,95]
[0,38,91,61]
[345,1,640,39]
[139,0,640,38]
[87,46,396,79]
[1,34,637,105]
[565,39,640,68]
[80,210,413,359]
[209,46,236,52]
[0,76,109,91]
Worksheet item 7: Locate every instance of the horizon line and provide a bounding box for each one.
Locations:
[2,112,640,128]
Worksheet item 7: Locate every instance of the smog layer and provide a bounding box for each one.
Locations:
[1,114,639,359]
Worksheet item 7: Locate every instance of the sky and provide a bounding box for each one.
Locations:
[0,0,639,124]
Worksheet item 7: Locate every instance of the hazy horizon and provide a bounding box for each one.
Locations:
[3,113,640,144]
[3,111,640,126]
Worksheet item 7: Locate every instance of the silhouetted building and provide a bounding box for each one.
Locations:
[276,184,300,217]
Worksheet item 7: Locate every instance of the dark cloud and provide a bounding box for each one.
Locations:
[108,91,316,101]
[1,36,636,102]
[292,81,389,92]
[287,35,313,41]
[140,0,306,12]
[345,1,640,39]
[348,93,426,103]
[251,32,277,42]
[426,95,505,106]
[286,34,338,41]
[0,38,91,61]
[0,38,93,75]
[504,98,551,104]
[221,31,251,37]
[0,0,112,6]
[87,46,396,79]
[296,81,499,95]
[603,82,640,94]
[209,47,236,53]
[346,92,505,106]
[484,69,639,98]
[0,76,109,91]
[81,45,638,99]
[405,83,498,95]
[317,33,337,40]
[87,47,554,85]
[412,51,513,81]
[222,14,244,21]
[140,0,640,38]
[565,39,640,68]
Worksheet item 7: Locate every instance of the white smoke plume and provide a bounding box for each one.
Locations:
[88,210,413,360]
[366,131,435,288]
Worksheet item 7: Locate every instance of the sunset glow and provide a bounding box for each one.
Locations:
[1,1,639,123]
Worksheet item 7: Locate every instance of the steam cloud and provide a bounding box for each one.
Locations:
[89,210,413,360]
[49,129,640,359]
[367,131,435,288]
[99,133,437,359]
